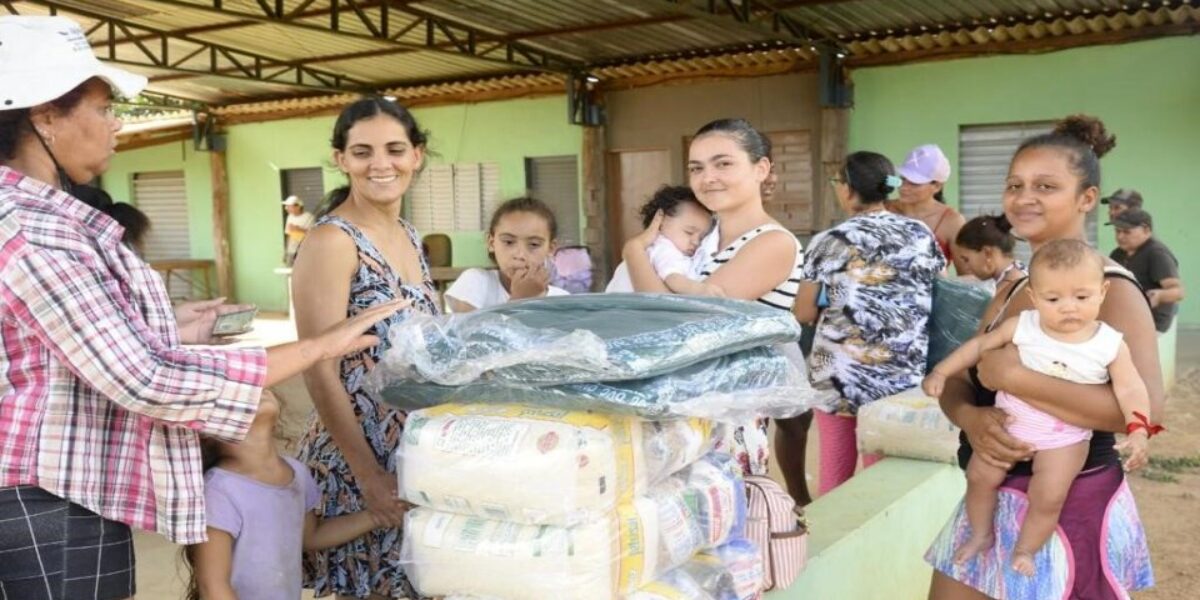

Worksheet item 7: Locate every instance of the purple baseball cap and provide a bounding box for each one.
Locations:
[898,144,951,184]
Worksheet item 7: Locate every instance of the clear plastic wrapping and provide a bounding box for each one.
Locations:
[366,294,823,420]
[395,404,718,526]
[367,293,804,387]
[373,345,817,420]
[627,540,764,600]
[856,387,961,464]
[926,277,993,372]
[401,453,745,600]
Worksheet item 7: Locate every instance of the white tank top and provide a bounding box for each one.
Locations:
[697,223,803,312]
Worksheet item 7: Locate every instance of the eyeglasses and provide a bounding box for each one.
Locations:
[827,176,844,186]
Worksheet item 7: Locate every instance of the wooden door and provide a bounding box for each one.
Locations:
[605,149,671,270]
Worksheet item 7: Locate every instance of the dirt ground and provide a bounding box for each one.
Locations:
[1126,361,1200,600]
[132,322,1200,599]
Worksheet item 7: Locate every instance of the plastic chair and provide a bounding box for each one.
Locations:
[423,233,453,268]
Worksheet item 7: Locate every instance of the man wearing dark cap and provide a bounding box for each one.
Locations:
[1101,188,1143,221]
[1109,208,1185,333]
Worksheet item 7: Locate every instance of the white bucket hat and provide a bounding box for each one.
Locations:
[0,16,147,110]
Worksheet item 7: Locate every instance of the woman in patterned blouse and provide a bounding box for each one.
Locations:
[792,151,945,495]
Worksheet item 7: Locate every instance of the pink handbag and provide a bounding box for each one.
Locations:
[744,475,808,590]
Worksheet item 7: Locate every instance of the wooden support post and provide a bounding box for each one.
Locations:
[210,149,234,298]
[817,107,850,231]
[581,124,609,291]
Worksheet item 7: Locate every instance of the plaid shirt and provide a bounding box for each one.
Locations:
[0,167,265,544]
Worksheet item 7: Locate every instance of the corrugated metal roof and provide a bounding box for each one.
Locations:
[6,0,1193,109]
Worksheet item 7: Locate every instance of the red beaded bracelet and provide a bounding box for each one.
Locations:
[1126,411,1165,437]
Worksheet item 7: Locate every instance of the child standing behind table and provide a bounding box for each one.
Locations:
[607,185,721,296]
[445,197,571,312]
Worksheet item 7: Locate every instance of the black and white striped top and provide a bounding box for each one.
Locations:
[698,223,804,311]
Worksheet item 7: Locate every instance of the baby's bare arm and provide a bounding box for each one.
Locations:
[664,274,723,297]
[932,316,1019,376]
[1108,342,1152,425]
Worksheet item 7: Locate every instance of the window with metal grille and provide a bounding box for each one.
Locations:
[406,162,499,233]
[526,155,581,244]
[132,170,191,298]
[959,122,1099,263]
[281,167,324,213]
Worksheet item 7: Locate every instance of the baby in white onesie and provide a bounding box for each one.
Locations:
[607,185,718,295]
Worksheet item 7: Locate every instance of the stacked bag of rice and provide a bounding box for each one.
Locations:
[369,295,822,599]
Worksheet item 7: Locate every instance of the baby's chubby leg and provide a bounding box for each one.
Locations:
[954,454,1009,564]
[1011,441,1088,577]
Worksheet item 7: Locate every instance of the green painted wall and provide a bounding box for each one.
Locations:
[227,95,582,311]
[102,140,214,260]
[108,95,581,311]
[848,36,1200,325]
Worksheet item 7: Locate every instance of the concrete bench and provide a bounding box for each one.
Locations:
[768,458,966,599]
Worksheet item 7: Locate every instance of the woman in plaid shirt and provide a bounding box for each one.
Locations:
[0,16,404,600]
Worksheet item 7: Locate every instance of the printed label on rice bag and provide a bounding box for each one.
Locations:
[616,502,648,593]
[484,520,521,557]
[453,517,487,553]
[482,502,513,522]
[423,511,453,549]
[422,403,615,429]
[655,492,699,566]
[432,417,528,456]
[443,495,472,513]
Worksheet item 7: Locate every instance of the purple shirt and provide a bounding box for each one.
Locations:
[205,456,319,600]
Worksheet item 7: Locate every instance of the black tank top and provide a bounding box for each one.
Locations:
[955,268,1145,475]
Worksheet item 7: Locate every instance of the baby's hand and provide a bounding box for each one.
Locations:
[1116,430,1150,472]
[922,372,946,398]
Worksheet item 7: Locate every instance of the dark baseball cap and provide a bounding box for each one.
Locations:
[1107,208,1152,230]
[1101,188,1143,208]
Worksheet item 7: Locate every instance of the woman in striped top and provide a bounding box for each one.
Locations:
[622,118,803,478]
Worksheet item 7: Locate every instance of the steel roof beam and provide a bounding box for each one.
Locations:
[134,0,580,74]
[652,0,842,49]
[20,1,365,93]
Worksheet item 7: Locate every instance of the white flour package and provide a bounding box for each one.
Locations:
[397,404,716,526]
[401,454,744,600]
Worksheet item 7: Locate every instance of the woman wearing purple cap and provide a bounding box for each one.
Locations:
[0,16,403,599]
[890,144,966,269]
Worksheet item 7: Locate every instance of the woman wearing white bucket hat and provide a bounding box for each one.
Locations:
[889,143,966,270]
[0,16,405,599]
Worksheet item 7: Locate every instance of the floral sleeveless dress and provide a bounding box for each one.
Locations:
[298,215,439,599]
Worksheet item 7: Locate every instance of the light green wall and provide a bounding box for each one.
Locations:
[848,35,1200,325]
[109,95,582,311]
[225,95,581,310]
[102,140,214,260]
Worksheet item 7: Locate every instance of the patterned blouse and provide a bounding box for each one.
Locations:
[803,211,945,414]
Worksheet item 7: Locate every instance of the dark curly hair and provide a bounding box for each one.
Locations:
[1014,114,1115,192]
[956,214,1015,255]
[639,185,710,228]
